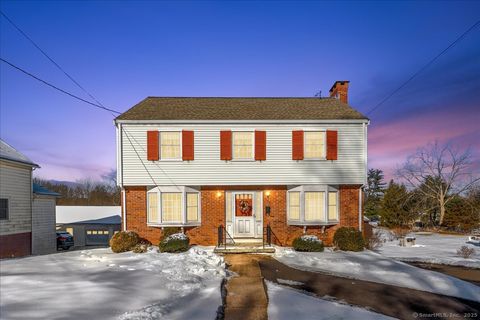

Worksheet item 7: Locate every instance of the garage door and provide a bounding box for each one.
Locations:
[85,229,110,245]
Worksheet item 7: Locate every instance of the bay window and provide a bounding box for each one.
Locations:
[147,186,200,226]
[287,186,339,225]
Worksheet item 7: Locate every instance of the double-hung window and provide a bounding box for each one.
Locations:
[232,131,253,160]
[0,199,8,220]
[287,186,338,225]
[304,131,325,159]
[147,187,200,226]
[160,131,181,160]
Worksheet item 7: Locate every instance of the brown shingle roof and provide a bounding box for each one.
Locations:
[115,97,368,121]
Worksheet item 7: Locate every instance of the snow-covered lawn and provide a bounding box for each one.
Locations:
[275,247,480,302]
[0,246,226,320]
[377,231,480,268]
[267,281,394,320]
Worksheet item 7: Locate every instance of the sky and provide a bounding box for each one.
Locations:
[1,1,479,182]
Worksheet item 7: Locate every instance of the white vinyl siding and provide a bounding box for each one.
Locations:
[160,132,181,160]
[119,123,366,186]
[304,131,325,159]
[232,131,253,160]
[0,161,32,235]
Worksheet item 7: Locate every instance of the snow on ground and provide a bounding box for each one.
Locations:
[267,281,394,320]
[275,246,480,302]
[376,230,480,268]
[0,246,225,320]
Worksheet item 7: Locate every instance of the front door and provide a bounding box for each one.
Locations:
[233,193,255,237]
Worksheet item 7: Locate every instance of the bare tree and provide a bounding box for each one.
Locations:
[396,141,479,225]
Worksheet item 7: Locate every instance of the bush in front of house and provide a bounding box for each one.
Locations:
[333,227,365,251]
[132,243,149,253]
[292,235,324,252]
[110,231,140,253]
[159,233,190,253]
[161,227,182,239]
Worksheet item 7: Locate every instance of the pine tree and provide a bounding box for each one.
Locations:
[365,169,386,218]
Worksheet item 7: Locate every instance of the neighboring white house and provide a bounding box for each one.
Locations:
[0,140,59,258]
[56,206,121,247]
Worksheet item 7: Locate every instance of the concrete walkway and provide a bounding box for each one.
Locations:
[224,255,269,320]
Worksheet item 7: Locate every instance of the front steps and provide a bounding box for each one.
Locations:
[214,243,275,254]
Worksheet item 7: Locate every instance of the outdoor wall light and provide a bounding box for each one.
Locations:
[265,191,271,216]
[216,191,222,198]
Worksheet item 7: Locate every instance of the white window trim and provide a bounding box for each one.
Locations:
[159,130,183,162]
[287,185,339,225]
[302,129,327,161]
[147,186,201,227]
[231,130,255,162]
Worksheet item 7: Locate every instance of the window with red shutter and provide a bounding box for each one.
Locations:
[220,130,232,160]
[254,130,266,161]
[147,131,159,161]
[292,130,304,160]
[326,130,338,160]
[182,130,194,161]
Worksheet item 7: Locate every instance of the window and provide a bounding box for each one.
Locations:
[305,192,325,221]
[147,187,201,226]
[288,192,300,220]
[148,192,159,223]
[304,131,325,159]
[162,193,182,222]
[0,199,8,220]
[186,193,199,222]
[328,192,338,221]
[160,131,181,160]
[232,131,253,160]
[287,186,339,225]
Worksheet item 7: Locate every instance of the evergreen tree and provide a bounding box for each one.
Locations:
[364,168,386,218]
[380,180,416,228]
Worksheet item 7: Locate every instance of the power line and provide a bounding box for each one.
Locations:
[0,57,121,114]
[366,19,480,116]
[0,10,106,109]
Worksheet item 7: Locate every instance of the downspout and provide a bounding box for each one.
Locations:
[358,187,363,232]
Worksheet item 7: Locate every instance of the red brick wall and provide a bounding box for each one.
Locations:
[0,232,31,258]
[124,185,362,247]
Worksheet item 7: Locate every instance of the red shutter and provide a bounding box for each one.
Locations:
[255,130,266,161]
[220,130,232,160]
[292,130,304,160]
[182,130,194,161]
[147,131,159,161]
[326,130,338,160]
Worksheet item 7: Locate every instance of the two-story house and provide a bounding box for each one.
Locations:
[114,81,368,247]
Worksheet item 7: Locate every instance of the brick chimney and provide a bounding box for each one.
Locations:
[329,81,350,104]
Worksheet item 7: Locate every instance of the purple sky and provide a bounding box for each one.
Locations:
[1,1,479,182]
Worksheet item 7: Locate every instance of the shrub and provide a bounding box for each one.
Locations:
[132,243,149,253]
[333,227,365,251]
[457,245,475,259]
[292,235,324,252]
[110,231,140,253]
[365,231,383,251]
[159,233,190,253]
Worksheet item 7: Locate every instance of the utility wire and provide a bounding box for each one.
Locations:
[0,10,106,109]
[0,58,121,114]
[366,19,480,116]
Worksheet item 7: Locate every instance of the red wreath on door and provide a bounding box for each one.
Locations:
[235,199,253,216]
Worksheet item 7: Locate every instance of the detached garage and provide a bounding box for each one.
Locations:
[56,206,121,247]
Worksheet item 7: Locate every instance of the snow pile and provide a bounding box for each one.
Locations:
[377,232,480,268]
[275,246,480,301]
[164,232,188,241]
[267,282,394,320]
[0,246,225,320]
[299,235,321,243]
